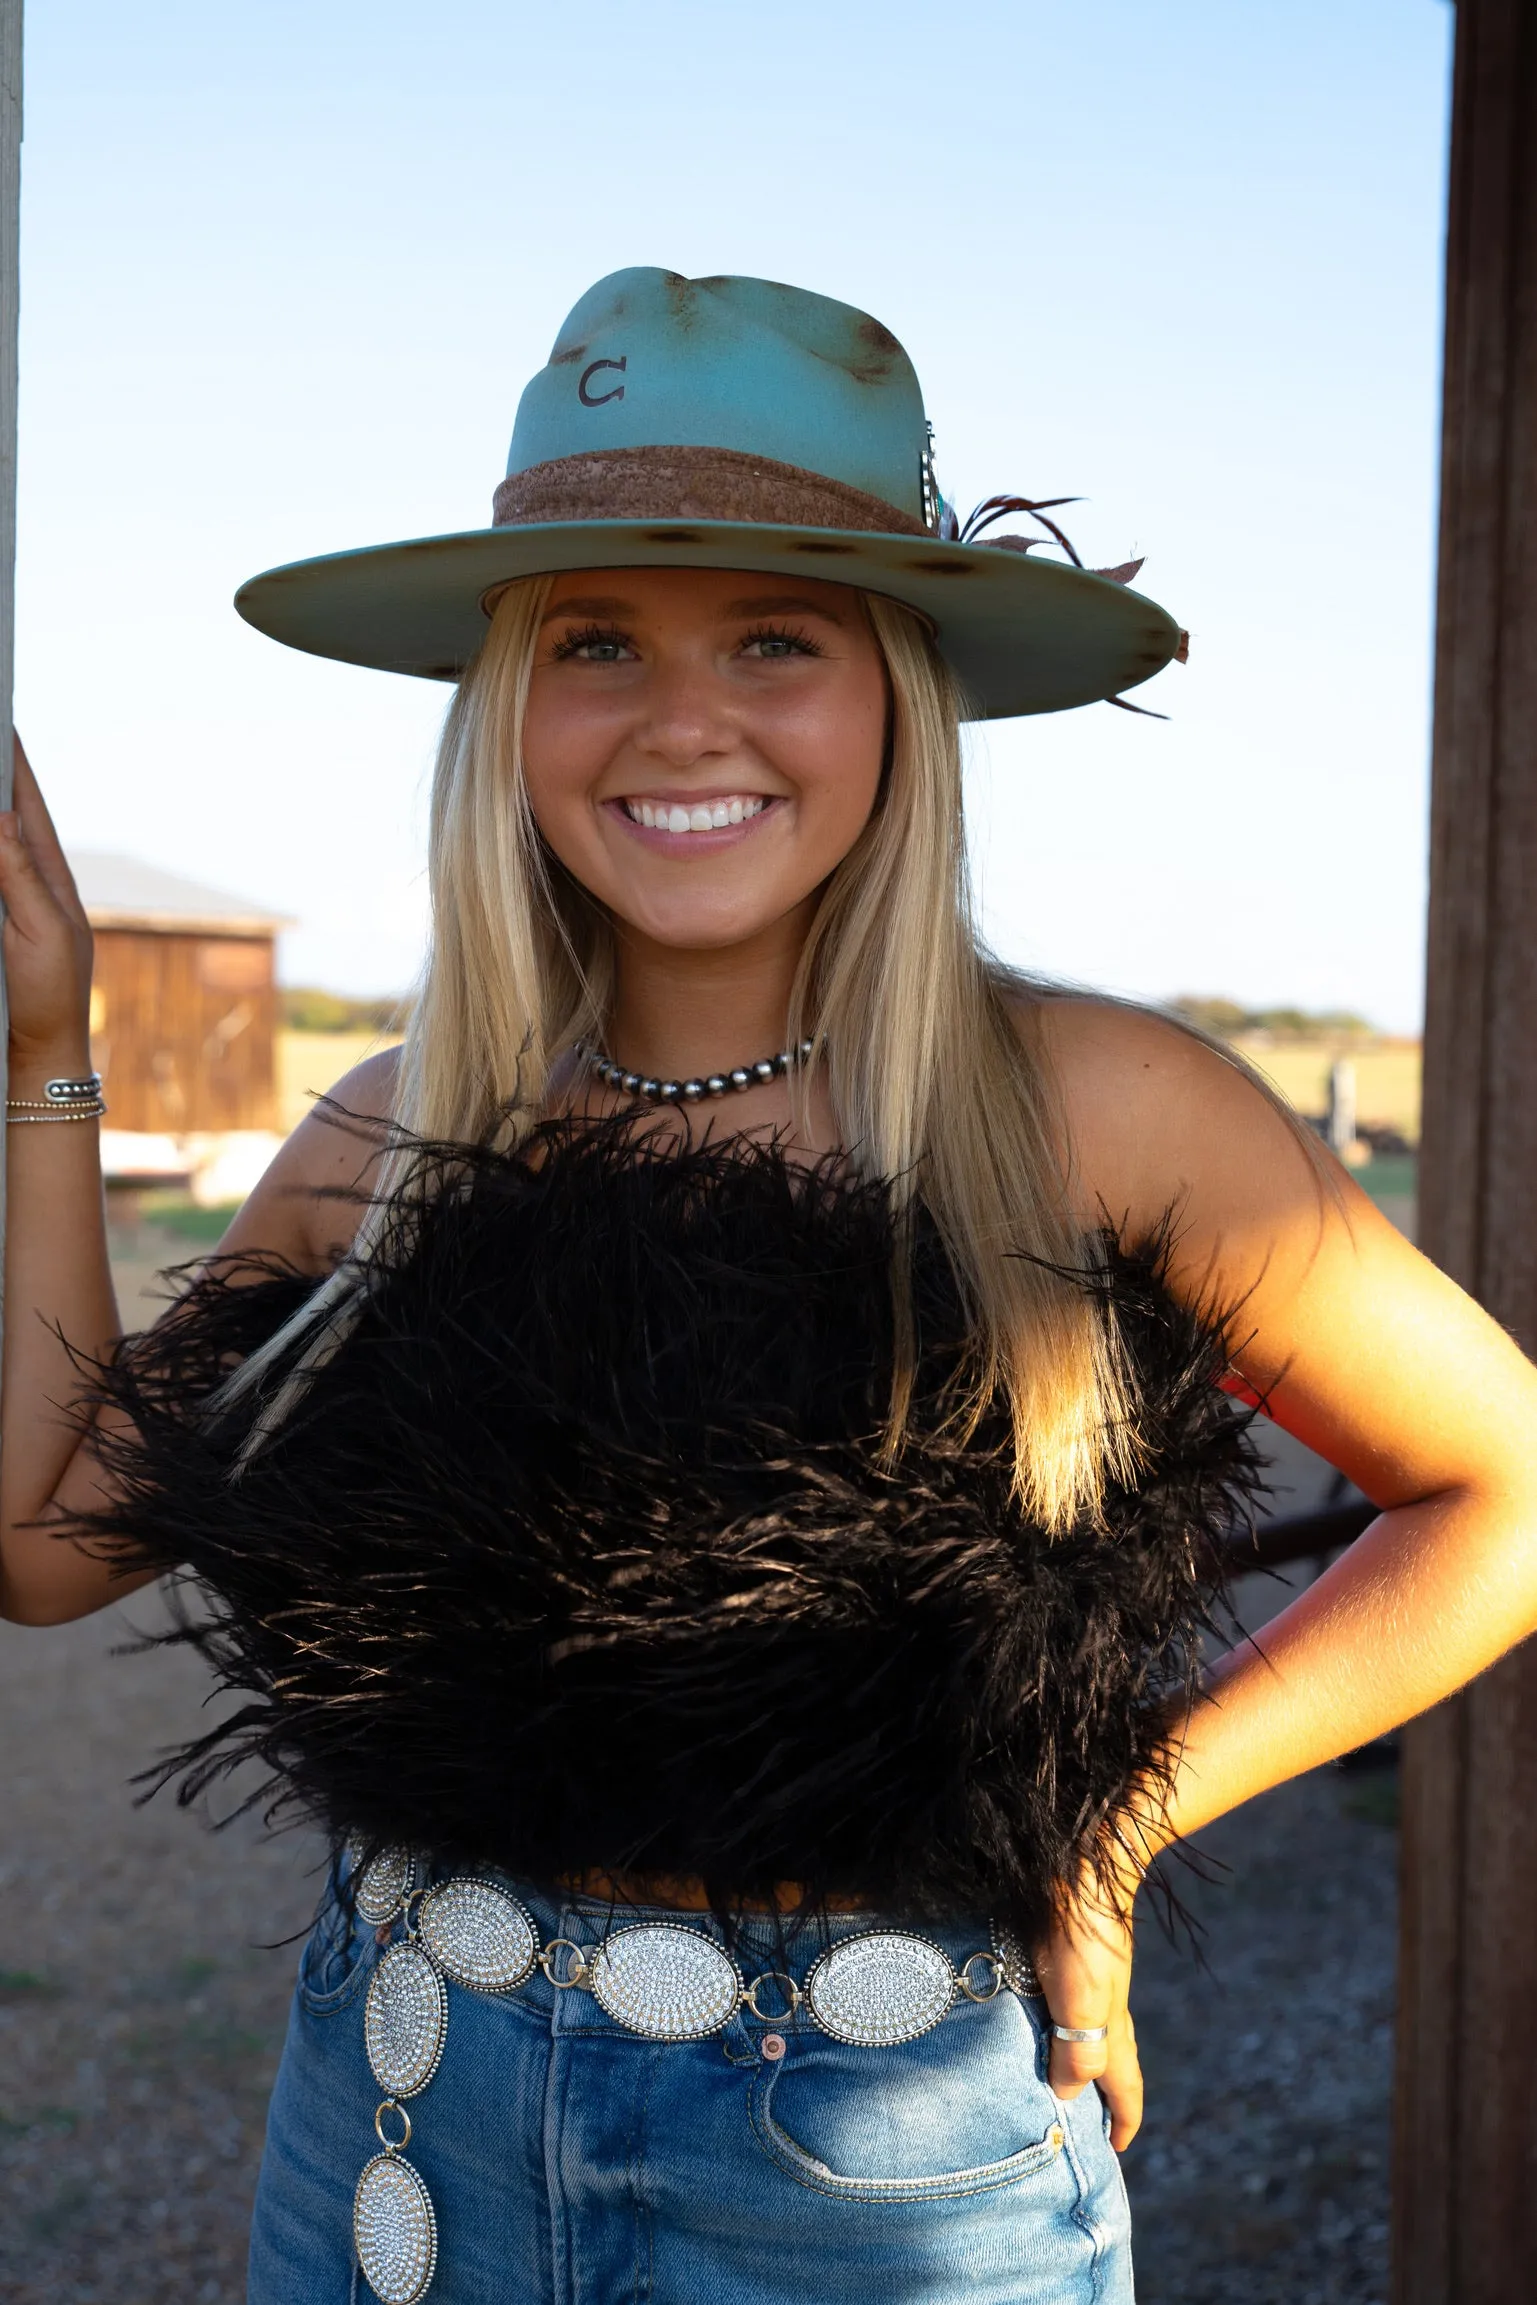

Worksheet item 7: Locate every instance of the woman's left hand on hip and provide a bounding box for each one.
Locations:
[1033,1871,1142,2151]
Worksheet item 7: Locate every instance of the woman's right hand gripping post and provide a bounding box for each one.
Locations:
[0,735,153,1623]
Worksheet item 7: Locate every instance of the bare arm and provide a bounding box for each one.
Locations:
[1028,998,1537,2141]
[1055,1004,1537,1825]
[0,739,136,1620]
[0,745,399,1622]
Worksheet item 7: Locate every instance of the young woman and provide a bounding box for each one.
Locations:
[4,268,1536,2305]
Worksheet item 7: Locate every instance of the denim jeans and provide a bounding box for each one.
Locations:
[248,1879,1133,2304]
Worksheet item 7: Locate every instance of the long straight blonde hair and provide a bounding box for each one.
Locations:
[227,574,1146,1527]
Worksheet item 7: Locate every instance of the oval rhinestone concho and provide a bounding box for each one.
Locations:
[586,1923,744,2040]
[418,1877,539,1992]
[804,1929,957,2047]
[365,1945,448,2099]
[354,2149,438,2305]
[354,1846,417,1928]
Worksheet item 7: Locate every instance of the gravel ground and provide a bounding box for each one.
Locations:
[0,1599,317,2305]
[1126,1765,1396,2304]
[0,1225,1397,2302]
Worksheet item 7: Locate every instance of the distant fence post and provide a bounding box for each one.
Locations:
[0,0,20,1347]
[1325,1057,1357,1156]
[1393,3,1537,2299]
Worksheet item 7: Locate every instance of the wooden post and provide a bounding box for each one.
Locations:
[1393,4,1537,2298]
[0,0,19,1343]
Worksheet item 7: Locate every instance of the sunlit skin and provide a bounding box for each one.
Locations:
[5,569,1537,2153]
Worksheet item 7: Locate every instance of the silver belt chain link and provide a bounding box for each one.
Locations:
[345,1848,1043,2305]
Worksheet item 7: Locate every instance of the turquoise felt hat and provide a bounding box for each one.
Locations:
[235,268,1184,720]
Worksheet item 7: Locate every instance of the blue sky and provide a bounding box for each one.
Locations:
[15,0,1451,1028]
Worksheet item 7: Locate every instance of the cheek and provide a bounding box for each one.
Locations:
[787,686,887,850]
[520,696,606,856]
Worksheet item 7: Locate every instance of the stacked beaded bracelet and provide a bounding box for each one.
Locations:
[6,1072,107,1123]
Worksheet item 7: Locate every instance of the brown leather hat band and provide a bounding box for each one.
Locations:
[491,444,930,539]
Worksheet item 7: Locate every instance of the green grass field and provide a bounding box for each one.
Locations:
[1233,1036,1421,1142]
[277,1028,402,1133]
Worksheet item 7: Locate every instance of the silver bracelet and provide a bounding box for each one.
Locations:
[6,1071,103,1109]
[6,1098,107,1124]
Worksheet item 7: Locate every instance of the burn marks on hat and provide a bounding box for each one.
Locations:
[845,315,902,386]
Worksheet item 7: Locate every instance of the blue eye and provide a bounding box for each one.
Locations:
[741,624,822,660]
[551,624,634,663]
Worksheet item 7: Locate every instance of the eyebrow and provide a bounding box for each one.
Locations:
[540,591,846,625]
[720,593,845,623]
[541,595,636,621]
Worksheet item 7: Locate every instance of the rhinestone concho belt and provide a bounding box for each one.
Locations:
[345,1849,1044,2304]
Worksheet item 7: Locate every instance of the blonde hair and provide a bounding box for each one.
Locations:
[224,576,1156,1525]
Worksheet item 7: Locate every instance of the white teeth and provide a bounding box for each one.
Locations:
[623,796,770,833]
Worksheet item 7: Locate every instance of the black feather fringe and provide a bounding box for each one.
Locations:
[69,1120,1261,1944]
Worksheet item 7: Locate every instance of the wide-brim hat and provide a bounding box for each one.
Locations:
[235,269,1185,720]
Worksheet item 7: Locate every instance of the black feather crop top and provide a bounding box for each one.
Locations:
[76,1120,1259,1942]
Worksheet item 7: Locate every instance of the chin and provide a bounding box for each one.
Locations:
[621,908,784,953]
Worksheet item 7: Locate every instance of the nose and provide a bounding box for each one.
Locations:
[630,649,738,771]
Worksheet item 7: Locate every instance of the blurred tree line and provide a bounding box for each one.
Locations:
[279,985,1390,1046]
[279,987,407,1034]
[1171,996,1382,1041]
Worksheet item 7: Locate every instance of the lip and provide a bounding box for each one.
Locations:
[601,794,785,855]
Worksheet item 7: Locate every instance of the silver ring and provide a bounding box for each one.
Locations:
[373,2098,413,2152]
[1050,2022,1110,2043]
[957,1951,1005,2002]
[538,1937,591,1989]
[743,1970,803,2023]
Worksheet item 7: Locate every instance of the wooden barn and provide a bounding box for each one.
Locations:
[74,854,289,1142]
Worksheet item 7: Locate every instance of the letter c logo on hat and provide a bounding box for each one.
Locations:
[579,357,627,407]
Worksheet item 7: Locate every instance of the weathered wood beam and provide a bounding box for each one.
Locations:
[1394,4,1537,2297]
[0,0,21,1345]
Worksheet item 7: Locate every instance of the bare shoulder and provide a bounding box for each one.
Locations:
[215,1045,403,1272]
[1007,990,1537,1513]
[1020,991,1328,1276]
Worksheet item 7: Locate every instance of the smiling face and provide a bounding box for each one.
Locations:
[520,567,889,955]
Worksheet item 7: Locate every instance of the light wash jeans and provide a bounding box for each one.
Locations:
[248,1876,1133,2305]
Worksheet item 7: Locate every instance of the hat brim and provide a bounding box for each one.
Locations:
[234,518,1182,720]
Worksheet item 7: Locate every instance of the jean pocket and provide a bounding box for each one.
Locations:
[747,2000,1070,2204]
[297,1899,377,2016]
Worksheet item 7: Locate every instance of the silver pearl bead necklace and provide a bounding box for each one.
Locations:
[573,1036,816,1107]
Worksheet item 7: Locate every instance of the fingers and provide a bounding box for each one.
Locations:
[0,806,69,942]
[1042,1978,1144,2147]
[1035,1870,1144,2151]
[1047,2013,1113,2099]
[9,734,88,927]
[1037,1908,1123,2097]
[1096,2011,1145,2152]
